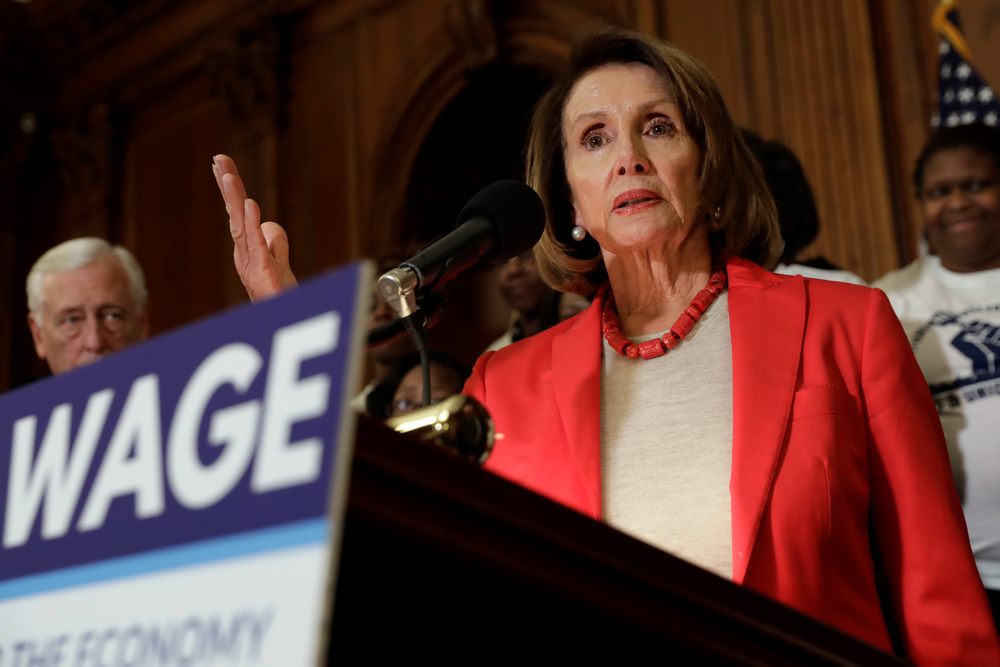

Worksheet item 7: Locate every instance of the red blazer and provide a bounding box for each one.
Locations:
[464,257,1000,665]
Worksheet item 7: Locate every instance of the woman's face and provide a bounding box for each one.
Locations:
[562,63,703,257]
[921,146,1000,272]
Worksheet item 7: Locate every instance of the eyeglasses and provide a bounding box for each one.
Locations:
[389,395,445,417]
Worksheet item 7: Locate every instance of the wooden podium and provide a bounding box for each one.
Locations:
[327,417,904,664]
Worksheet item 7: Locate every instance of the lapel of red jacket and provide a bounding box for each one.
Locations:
[550,292,605,519]
[726,256,806,583]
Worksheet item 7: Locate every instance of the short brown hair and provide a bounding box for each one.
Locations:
[527,25,782,295]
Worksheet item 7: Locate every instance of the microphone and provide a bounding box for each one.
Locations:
[378,180,545,318]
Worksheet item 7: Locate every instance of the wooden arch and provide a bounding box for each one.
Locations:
[363,3,607,255]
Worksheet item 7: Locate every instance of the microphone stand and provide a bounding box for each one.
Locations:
[374,270,444,408]
[401,316,431,408]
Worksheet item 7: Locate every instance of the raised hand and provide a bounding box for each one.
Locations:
[212,154,298,301]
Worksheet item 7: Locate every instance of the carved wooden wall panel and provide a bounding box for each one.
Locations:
[869,0,938,262]
[664,1,901,281]
[287,19,363,276]
[960,0,1000,88]
[1,0,52,388]
[122,73,238,335]
[49,104,118,242]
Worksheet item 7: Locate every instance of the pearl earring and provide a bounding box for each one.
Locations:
[571,225,587,242]
[712,206,722,220]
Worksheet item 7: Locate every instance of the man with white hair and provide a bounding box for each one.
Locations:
[27,237,149,375]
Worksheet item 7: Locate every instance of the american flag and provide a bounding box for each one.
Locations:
[931,0,1000,128]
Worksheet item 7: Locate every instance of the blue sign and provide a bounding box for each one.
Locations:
[0,262,371,663]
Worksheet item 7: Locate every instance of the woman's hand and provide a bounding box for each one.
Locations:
[212,154,298,301]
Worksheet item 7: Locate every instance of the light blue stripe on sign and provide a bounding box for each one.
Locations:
[0,518,329,601]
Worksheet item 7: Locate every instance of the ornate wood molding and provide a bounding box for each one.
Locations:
[205,25,285,127]
[445,0,498,70]
[50,103,118,237]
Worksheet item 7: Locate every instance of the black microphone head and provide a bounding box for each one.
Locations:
[457,180,545,261]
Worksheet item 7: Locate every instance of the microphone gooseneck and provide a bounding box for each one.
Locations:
[373,180,545,408]
[377,180,545,320]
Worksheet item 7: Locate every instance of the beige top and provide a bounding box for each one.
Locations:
[600,293,734,579]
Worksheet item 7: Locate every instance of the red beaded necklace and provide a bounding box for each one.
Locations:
[601,269,728,360]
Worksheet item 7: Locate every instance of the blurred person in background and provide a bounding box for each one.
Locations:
[366,350,470,419]
[742,130,865,285]
[875,122,1000,630]
[487,251,561,351]
[351,253,418,410]
[488,250,590,352]
[27,237,148,376]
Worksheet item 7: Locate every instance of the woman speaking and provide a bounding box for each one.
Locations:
[213,26,1000,665]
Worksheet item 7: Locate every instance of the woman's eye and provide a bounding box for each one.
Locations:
[391,398,416,416]
[584,132,606,149]
[925,186,948,200]
[965,179,994,193]
[646,117,673,137]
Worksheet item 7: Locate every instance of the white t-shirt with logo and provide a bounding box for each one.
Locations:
[875,256,1000,589]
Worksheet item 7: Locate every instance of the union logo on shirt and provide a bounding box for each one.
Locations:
[913,308,1000,410]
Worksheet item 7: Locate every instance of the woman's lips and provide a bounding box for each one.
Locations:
[613,189,662,215]
[941,216,987,234]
